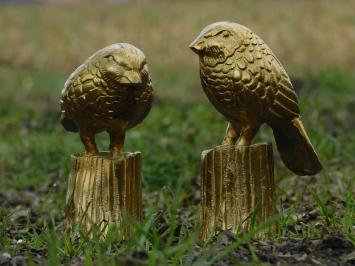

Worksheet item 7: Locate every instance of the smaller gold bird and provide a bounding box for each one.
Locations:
[190,22,322,176]
[60,43,153,156]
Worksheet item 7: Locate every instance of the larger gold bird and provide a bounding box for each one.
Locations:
[60,43,153,156]
[190,22,322,176]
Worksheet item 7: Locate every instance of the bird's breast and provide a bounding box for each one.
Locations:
[200,65,243,121]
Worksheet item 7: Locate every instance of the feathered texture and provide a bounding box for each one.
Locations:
[60,43,153,155]
[190,21,322,175]
[272,117,322,175]
[60,114,78,132]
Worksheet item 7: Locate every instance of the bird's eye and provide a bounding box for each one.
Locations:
[223,31,230,38]
[105,55,115,61]
[117,61,128,68]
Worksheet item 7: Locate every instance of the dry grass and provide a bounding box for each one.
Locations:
[1,0,354,100]
[1,0,354,72]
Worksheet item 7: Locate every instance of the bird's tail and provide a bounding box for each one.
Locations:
[272,117,322,176]
[60,113,79,132]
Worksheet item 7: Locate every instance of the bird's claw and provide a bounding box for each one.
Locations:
[84,151,98,156]
[222,137,235,146]
[111,150,124,160]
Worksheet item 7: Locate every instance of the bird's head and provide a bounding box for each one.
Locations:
[97,43,149,88]
[189,21,242,66]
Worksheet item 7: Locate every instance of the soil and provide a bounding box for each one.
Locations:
[0,175,354,265]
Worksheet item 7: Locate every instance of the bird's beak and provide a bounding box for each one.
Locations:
[120,71,142,85]
[189,37,204,55]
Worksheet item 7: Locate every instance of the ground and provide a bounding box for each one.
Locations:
[0,1,354,265]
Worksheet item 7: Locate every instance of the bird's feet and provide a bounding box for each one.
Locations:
[222,136,236,146]
[235,125,259,146]
[84,146,99,156]
[108,131,126,159]
[222,123,240,146]
[111,148,124,160]
[80,131,99,156]
[235,136,251,146]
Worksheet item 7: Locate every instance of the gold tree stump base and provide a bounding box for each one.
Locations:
[65,152,143,236]
[199,143,276,240]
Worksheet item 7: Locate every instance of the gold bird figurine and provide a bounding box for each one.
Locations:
[60,43,153,157]
[190,22,322,176]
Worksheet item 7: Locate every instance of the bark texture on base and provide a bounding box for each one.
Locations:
[65,152,142,235]
[199,143,276,240]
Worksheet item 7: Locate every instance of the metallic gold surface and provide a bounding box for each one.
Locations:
[190,22,322,176]
[60,43,153,157]
[65,152,142,235]
[199,143,276,240]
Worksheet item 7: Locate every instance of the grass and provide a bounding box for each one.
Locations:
[0,1,354,265]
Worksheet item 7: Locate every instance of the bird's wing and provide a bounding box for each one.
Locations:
[233,30,300,120]
[61,64,113,120]
[128,78,154,129]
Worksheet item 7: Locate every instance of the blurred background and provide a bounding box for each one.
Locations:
[0,1,354,263]
[1,0,355,183]
[1,0,355,100]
